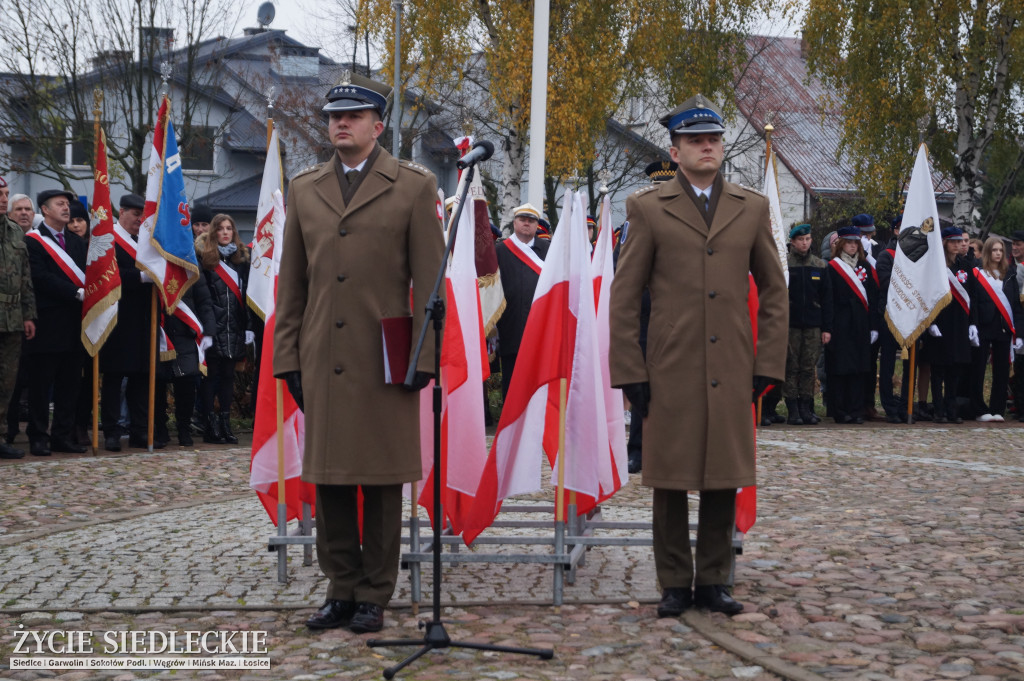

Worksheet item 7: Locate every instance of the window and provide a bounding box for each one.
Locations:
[178,125,216,172]
[64,123,109,167]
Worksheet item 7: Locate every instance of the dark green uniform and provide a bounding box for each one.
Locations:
[784,249,831,402]
[0,214,36,430]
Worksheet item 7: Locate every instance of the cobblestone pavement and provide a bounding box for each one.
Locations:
[1,425,1022,680]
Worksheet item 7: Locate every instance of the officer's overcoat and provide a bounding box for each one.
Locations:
[609,175,788,491]
[274,146,444,486]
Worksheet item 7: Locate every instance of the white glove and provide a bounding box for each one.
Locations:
[870,330,879,344]
[1014,337,1024,353]
[75,288,84,302]
[245,330,256,346]
[139,271,152,283]
[199,337,213,353]
[927,324,942,338]
[968,325,980,347]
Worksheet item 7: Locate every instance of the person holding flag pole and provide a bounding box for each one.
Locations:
[135,80,202,451]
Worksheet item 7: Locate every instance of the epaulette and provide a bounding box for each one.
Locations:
[738,184,767,198]
[292,162,324,179]
[400,160,431,176]
[632,184,658,196]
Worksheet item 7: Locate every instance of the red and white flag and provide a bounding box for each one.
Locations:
[590,194,627,502]
[462,190,620,544]
[82,127,121,355]
[248,128,284,321]
[415,169,490,533]
[249,128,314,525]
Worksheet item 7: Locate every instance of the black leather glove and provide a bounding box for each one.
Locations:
[752,375,775,403]
[621,382,650,419]
[281,371,304,412]
[404,371,433,392]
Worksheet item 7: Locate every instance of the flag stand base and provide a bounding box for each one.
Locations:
[367,163,553,677]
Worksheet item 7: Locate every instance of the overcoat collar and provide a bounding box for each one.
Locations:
[656,171,746,242]
[312,144,400,220]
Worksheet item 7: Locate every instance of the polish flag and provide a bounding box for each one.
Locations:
[590,194,627,502]
[416,169,490,533]
[462,190,618,544]
[248,128,314,525]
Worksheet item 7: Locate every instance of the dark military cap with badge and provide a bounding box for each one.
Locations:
[324,71,393,117]
[789,223,812,240]
[659,94,726,136]
[644,160,678,183]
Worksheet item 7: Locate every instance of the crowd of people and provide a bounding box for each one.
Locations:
[0,177,257,459]
[761,216,1024,426]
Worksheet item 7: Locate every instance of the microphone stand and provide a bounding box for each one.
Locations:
[366,161,554,678]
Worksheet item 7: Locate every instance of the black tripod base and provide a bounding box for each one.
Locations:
[368,621,554,679]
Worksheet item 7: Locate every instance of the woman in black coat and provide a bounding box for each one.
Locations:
[195,214,249,443]
[824,226,879,424]
[969,237,1023,421]
[160,279,217,445]
[920,228,973,423]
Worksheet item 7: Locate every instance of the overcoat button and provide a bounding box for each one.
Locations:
[707,247,713,255]
[334,367,343,374]
[339,229,348,236]
[336,320,345,328]
[337,275,346,282]
[709,290,717,298]
[710,336,717,343]
[711,379,719,387]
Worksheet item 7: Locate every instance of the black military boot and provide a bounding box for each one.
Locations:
[785,398,803,425]
[219,412,238,445]
[203,413,225,444]
[799,396,820,424]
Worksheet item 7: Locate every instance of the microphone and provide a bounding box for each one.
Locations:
[456,140,495,169]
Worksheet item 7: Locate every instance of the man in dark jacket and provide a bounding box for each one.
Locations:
[784,224,832,424]
[100,193,163,450]
[495,203,549,397]
[24,189,88,455]
[874,218,906,422]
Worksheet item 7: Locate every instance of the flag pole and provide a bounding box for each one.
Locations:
[91,88,103,454]
[556,378,567,523]
[148,287,157,452]
[906,344,916,424]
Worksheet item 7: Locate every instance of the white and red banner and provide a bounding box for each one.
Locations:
[137,96,200,313]
[249,128,313,525]
[82,127,121,355]
[948,269,970,315]
[248,128,284,321]
[974,267,1015,334]
[763,141,789,286]
[27,229,85,285]
[462,190,623,544]
[884,143,951,346]
[830,257,869,310]
[414,168,490,533]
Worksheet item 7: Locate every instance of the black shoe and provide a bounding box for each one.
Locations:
[784,399,803,425]
[305,600,356,630]
[693,585,744,615]
[4,431,16,445]
[885,414,902,423]
[656,587,692,618]
[218,412,239,445]
[836,415,853,424]
[627,452,642,474]
[348,602,385,633]
[30,440,51,456]
[770,413,786,424]
[852,416,865,424]
[50,439,86,453]
[104,435,122,452]
[128,436,167,449]
[179,431,194,447]
[0,442,25,459]
[933,415,947,424]
[759,416,773,427]
[951,416,963,424]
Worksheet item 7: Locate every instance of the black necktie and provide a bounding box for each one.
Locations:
[346,169,359,184]
[703,194,710,213]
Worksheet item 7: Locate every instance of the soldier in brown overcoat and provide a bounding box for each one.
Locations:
[274,75,445,633]
[610,95,788,618]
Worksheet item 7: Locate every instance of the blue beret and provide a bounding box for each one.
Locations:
[789,223,811,239]
[941,226,965,240]
[837,225,861,240]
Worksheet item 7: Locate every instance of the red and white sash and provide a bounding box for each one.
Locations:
[830,258,868,311]
[974,268,1015,334]
[112,224,137,258]
[215,261,243,305]
[947,269,970,315]
[504,236,544,275]
[26,228,85,287]
[173,300,207,370]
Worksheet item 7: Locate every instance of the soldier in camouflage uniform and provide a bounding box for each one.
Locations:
[0,175,37,458]
[784,224,832,425]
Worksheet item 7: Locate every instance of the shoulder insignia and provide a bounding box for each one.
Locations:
[292,162,324,179]
[633,184,658,196]
[738,184,767,198]
[400,160,431,176]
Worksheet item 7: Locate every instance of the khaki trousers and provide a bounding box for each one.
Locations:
[315,483,403,607]
[652,488,736,589]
